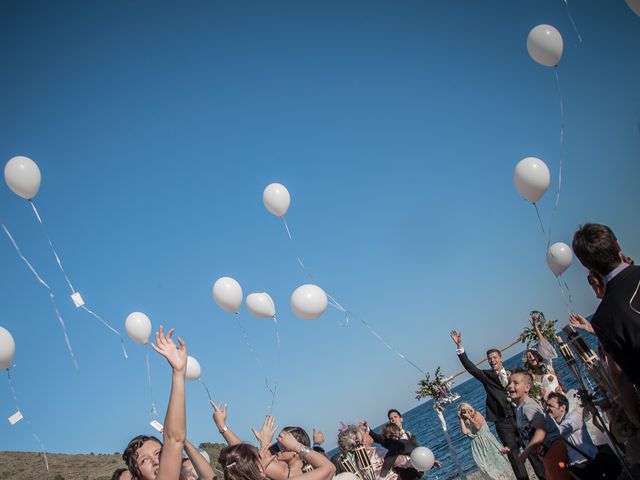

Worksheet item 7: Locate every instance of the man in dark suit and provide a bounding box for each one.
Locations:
[572,223,640,388]
[450,330,545,480]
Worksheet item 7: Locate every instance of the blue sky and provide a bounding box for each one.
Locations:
[0,0,639,457]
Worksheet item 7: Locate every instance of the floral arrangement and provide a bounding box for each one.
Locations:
[415,367,458,406]
[519,310,557,348]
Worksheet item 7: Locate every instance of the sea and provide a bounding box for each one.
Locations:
[338,332,599,480]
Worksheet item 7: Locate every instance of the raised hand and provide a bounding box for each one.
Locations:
[529,313,538,328]
[312,428,325,446]
[450,330,462,347]
[569,314,595,335]
[278,430,302,453]
[252,415,277,448]
[150,326,187,373]
[210,400,228,429]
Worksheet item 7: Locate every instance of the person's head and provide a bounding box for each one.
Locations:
[123,435,163,480]
[546,392,569,423]
[524,349,544,371]
[457,403,475,417]
[587,270,606,299]
[572,223,622,276]
[387,409,403,429]
[507,369,533,404]
[219,443,264,480]
[486,349,503,371]
[359,425,374,447]
[111,468,132,480]
[338,425,363,453]
[381,422,402,441]
[273,426,309,465]
[180,458,198,480]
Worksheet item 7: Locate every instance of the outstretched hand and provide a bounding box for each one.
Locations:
[529,313,538,329]
[569,314,595,335]
[252,415,277,448]
[150,326,187,373]
[210,400,228,429]
[450,330,462,347]
[312,428,325,445]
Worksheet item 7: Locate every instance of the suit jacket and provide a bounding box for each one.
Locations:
[457,351,515,422]
[369,430,421,479]
[591,264,640,387]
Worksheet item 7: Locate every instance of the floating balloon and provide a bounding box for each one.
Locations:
[527,24,563,67]
[626,0,640,16]
[213,277,243,314]
[290,284,328,320]
[246,292,276,318]
[186,355,202,381]
[125,312,152,345]
[0,326,16,370]
[410,447,435,471]
[263,183,291,218]
[546,242,573,277]
[4,156,42,200]
[513,157,551,204]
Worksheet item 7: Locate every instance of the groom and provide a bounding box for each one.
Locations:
[450,330,545,480]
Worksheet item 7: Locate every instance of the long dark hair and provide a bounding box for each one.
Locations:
[523,349,548,374]
[122,434,162,478]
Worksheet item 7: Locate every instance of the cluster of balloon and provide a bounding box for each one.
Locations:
[290,284,328,320]
[213,277,244,314]
[4,156,41,200]
[527,24,563,67]
[0,326,16,371]
[626,0,640,16]
[546,242,573,277]
[410,447,436,471]
[513,157,551,204]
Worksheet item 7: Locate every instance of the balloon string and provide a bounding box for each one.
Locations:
[146,350,158,418]
[1,223,80,370]
[234,316,276,412]
[547,67,566,246]
[271,315,281,415]
[556,277,574,315]
[533,203,548,248]
[30,201,76,294]
[200,379,213,402]
[328,301,425,375]
[282,217,314,279]
[80,305,128,359]
[327,294,349,327]
[7,370,50,472]
[562,0,583,46]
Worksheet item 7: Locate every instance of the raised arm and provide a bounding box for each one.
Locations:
[279,430,336,480]
[530,314,557,361]
[184,440,215,480]
[150,326,187,480]
[210,401,242,446]
[450,330,489,383]
[569,313,595,336]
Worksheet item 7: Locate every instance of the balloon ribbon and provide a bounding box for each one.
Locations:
[146,349,158,418]
[1,222,79,370]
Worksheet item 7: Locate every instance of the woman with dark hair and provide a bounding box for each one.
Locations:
[122,326,188,480]
[523,314,563,401]
[218,430,335,480]
[112,467,133,480]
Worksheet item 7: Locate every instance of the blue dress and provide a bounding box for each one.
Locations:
[465,422,515,480]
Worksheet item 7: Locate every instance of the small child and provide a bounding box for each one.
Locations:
[507,369,570,480]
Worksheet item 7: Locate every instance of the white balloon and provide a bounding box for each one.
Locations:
[0,327,16,370]
[410,446,435,471]
[199,448,210,463]
[626,0,640,16]
[546,242,573,277]
[186,355,202,381]
[4,156,42,200]
[212,277,243,314]
[246,292,276,318]
[125,312,152,346]
[263,183,291,218]
[513,157,551,203]
[527,24,563,67]
[290,284,328,320]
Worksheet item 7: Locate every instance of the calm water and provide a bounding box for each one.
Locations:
[375,333,597,480]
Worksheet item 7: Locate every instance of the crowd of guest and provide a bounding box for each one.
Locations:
[109,223,639,480]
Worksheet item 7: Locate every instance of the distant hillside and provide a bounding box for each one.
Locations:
[0,443,226,480]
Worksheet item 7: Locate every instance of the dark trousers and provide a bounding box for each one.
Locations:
[494,417,546,480]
